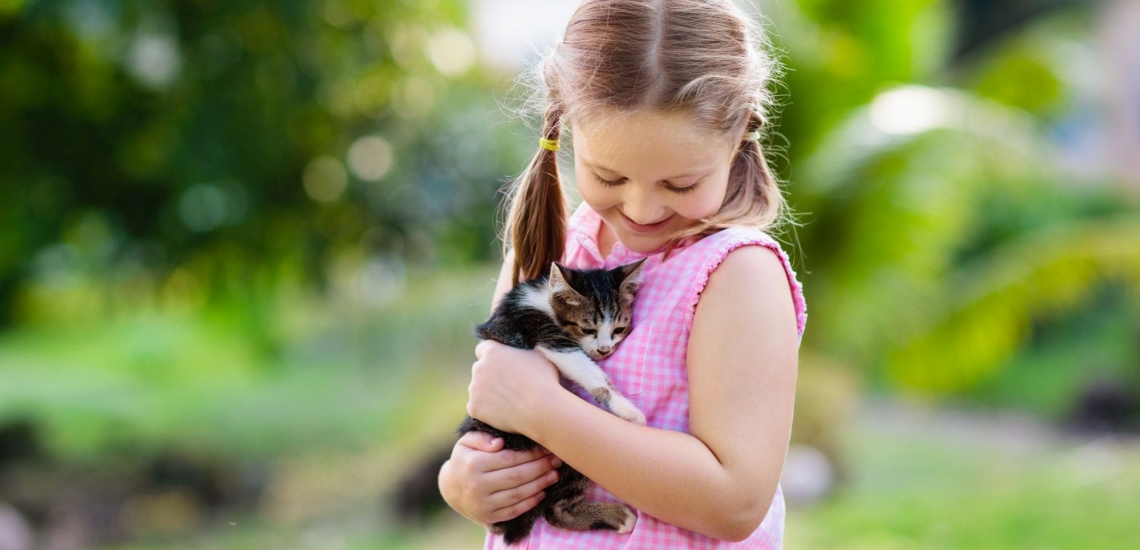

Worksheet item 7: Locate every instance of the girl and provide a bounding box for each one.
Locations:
[439,0,806,547]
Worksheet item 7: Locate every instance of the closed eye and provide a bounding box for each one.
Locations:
[594,173,626,187]
[664,180,702,195]
[596,172,700,195]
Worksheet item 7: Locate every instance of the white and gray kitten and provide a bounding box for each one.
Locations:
[459,259,647,544]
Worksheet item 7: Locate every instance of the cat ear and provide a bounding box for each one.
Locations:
[549,262,571,292]
[617,259,646,300]
[549,262,583,305]
[617,258,647,284]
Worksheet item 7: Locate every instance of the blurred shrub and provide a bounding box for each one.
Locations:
[0,0,531,326]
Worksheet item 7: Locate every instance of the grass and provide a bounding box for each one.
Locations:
[786,404,1140,550]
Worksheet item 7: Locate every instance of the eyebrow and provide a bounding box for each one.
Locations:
[584,159,711,180]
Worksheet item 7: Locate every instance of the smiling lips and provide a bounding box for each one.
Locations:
[619,210,674,234]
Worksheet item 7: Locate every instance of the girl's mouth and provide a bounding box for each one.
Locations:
[619,210,674,234]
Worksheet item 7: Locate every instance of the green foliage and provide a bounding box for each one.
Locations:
[766,1,1140,394]
[0,0,530,324]
[968,293,1140,417]
[887,217,1140,391]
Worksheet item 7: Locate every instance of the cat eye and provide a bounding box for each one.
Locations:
[613,327,627,335]
[582,328,597,336]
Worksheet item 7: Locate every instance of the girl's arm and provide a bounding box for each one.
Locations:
[439,250,563,525]
[468,245,798,541]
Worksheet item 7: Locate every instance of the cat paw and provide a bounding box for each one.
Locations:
[614,405,646,425]
[609,397,647,425]
[616,507,637,534]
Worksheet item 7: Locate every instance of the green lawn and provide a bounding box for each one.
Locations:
[786,405,1140,550]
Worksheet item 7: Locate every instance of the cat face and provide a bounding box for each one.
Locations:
[548,260,645,360]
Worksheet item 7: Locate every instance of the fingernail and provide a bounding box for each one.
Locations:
[551,457,563,468]
[492,438,503,446]
[547,471,559,482]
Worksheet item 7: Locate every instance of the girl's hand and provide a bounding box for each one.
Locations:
[439,431,563,524]
[467,340,561,435]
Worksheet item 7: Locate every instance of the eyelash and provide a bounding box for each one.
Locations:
[593,174,701,195]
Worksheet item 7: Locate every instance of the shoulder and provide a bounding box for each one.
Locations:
[697,244,796,329]
[680,227,806,338]
[686,242,800,389]
[706,243,787,295]
[679,225,807,312]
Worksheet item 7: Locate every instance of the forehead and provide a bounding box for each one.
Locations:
[571,110,733,177]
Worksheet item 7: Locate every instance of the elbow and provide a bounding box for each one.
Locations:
[722,509,769,543]
[712,491,773,542]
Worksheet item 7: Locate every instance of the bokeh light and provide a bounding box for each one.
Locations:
[347,135,394,182]
[302,156,348,202]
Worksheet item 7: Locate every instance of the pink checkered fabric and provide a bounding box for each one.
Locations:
[485,203,807,549]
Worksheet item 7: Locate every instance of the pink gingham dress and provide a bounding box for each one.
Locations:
[486,203,807,549]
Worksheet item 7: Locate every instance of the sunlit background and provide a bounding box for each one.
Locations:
[1,0,1139,549]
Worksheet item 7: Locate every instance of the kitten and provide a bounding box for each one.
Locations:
[459,259,647,544]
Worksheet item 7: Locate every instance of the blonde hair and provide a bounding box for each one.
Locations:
[503,0,785,283]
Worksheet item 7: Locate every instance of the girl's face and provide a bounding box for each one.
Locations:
[571,109,739,255]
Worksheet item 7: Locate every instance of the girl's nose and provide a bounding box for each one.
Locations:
[620,187,665,225]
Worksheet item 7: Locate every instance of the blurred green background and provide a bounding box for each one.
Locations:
[1,0,1139,548]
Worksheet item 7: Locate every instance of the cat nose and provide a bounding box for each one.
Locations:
[598,345,613,355]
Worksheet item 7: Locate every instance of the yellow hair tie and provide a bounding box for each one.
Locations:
[539,137,560,151]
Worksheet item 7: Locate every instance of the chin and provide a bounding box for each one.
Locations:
[618,232,672,254]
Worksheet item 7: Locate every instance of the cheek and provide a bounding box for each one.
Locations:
[673,180,729,220]
[576,176,618,209]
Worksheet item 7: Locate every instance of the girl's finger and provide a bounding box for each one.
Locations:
[488,446,553,471]
[484,454,560,496]
[490,487,548,523]
[457,431,503,453]
[475,339,493,359]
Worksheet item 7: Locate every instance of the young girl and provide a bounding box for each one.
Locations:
[439,0,806,547]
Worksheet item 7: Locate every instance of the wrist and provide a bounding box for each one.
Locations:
[521,383,573,445]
